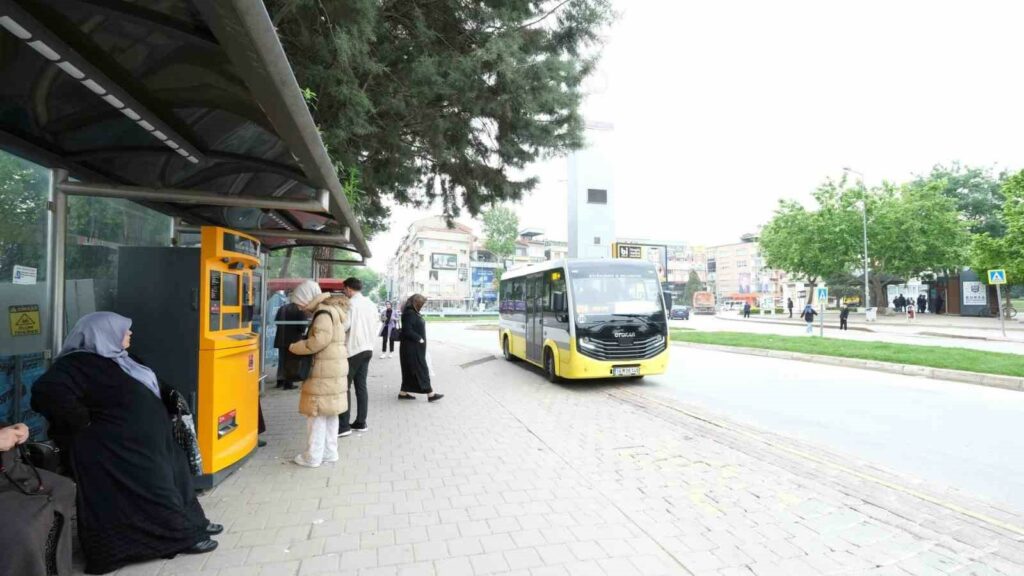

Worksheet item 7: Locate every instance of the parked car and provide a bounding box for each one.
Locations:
[670,305,690,320]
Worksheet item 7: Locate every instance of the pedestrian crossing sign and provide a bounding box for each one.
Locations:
[988,269,1007,285]
[816,287,828,302]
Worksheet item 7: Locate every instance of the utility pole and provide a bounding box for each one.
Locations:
[844,167,871,318]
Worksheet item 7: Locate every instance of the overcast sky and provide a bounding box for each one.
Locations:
[367,0,1024,270]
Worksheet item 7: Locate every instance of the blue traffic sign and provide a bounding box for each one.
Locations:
[988,269,1007,285]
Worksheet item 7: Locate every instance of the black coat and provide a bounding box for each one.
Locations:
[273,302,308,349]
[31,353,209,574]
[399,307,432,394]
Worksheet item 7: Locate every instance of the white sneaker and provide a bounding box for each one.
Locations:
[380,353,386,359]
[324,454,339,463]
[388,353,393,359]
[293,454,320,468]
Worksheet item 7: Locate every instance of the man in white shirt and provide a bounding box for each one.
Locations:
[338,277,379,436]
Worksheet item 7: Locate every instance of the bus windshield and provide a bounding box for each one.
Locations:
[570,266,664,321]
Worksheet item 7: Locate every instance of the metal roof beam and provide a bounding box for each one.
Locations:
[0,0,204,162]
[58,181,330,213]
[61,0,220,50]
[176,225,352,247]
[65,147,315,189]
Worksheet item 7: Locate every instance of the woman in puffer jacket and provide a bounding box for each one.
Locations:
[288,281,351,468]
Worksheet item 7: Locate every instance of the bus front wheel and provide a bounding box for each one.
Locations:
[544,349,560,383]
[503,336,516,362]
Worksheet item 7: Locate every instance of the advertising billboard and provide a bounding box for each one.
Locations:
[612,243,668,281]
[431,253,458,270]
[471,267,497,301]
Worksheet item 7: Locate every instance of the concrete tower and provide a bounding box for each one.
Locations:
[567,121,616,259]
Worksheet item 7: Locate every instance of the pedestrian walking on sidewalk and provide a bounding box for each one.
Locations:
[397,294,444,402]
[380,301,399,359]
[917,294,927,314]
[787,297,794,318]
[802,304,817,335]
[338,277,378,437]
[742,301,751,318]
[288,282,350,468]
[839,305,850,330]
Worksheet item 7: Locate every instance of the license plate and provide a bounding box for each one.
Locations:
[613,366,640,377]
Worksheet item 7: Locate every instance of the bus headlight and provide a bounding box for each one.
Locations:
[578,337,597,350]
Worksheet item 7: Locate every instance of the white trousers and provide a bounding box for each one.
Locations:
[303,415,339,466]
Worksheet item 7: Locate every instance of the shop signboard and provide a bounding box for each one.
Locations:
[611,243,668,282]
[962,281,987,306]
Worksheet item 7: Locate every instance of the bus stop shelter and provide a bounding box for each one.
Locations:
[0,0,370,360]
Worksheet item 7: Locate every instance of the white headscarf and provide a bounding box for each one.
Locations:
[290,280,322,308]
[59,312,161,398]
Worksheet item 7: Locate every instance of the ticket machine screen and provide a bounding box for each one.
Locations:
[223,273,239,306]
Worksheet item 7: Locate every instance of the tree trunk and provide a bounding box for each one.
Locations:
[870,276,886,311]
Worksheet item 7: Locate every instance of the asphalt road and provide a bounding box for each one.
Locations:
[430,321,1024,515]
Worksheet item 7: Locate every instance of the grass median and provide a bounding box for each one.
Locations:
[670,330,1024,378]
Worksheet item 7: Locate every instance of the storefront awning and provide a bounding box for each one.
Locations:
[0,0,369,258]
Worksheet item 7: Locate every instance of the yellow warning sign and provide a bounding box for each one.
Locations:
[9,305,41,337]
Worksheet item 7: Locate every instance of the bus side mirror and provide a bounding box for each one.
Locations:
[663,291,673,311]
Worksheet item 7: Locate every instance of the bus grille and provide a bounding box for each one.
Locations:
[580,335,666,361]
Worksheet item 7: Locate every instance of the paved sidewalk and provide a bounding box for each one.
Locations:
[93,344,1024,575]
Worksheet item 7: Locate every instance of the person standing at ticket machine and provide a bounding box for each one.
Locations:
[289,282,351,468]
[274,288,312,390]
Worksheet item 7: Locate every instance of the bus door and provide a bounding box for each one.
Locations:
[526,275,544,363]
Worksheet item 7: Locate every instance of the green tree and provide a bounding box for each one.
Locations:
[679,269,703,306]
[971,170,1024,308]
[759,179,860,304]
[0,153,50,281]
[761,177,970,309]
[865,180,970,304]
[482,206,520,268]
[913,162,1007,237]
[268,0,613,236]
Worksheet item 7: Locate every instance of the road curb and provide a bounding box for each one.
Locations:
[672,341,1024,392]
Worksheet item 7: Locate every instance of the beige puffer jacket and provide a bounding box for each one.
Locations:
[290,293,350,417]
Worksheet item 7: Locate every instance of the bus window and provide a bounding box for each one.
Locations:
[544,269,569,329]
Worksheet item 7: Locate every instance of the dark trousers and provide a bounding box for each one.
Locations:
[840,318,848,330]
[788,308,793,318]
[339,350,372,431]
[382,333,394,353]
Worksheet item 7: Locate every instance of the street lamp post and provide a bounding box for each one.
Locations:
[844,167,871,316]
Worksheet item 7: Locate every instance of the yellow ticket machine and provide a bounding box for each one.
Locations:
[116,226,261,488]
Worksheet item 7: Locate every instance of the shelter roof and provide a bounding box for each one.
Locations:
[0,0,369,257]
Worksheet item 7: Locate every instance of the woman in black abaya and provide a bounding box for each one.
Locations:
[397,294,444,402]
[31,312,220,574]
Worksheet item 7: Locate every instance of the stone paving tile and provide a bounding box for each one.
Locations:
[86,343,1024,576]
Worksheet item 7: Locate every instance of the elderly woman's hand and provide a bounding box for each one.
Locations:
[0,423,30,451]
